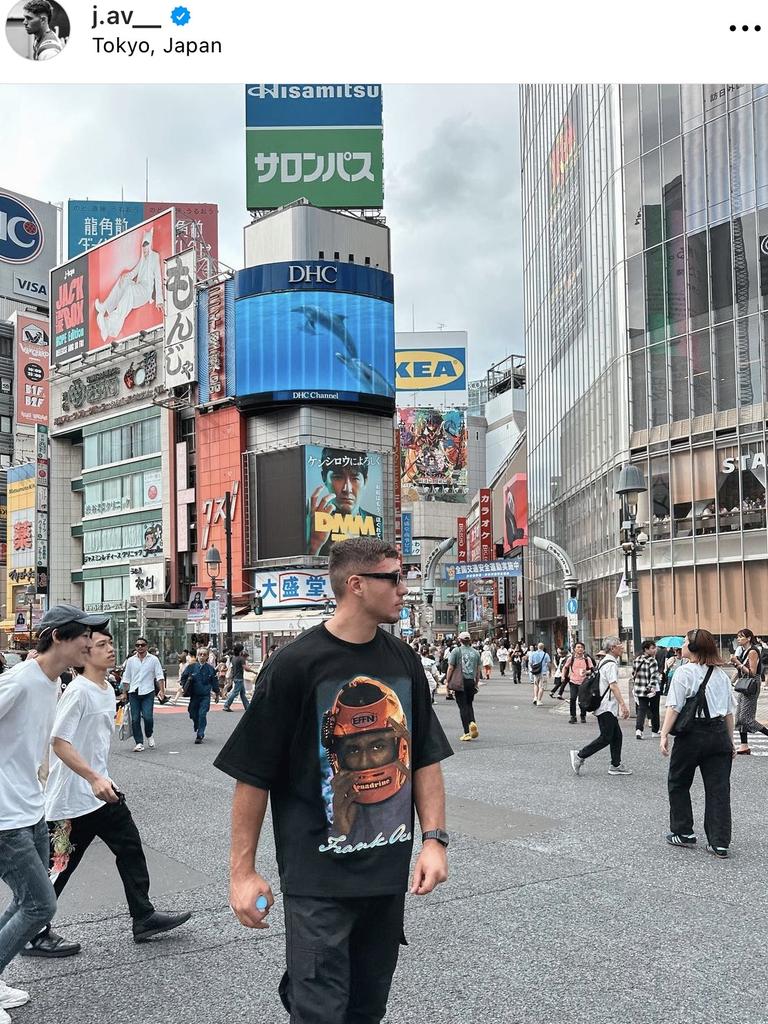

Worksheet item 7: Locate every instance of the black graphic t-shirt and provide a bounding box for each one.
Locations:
[214,623,453,897]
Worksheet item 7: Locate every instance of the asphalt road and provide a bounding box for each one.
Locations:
[4,673,768,1024]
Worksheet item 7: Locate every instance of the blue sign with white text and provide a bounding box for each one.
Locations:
[245,84,382,128]
[402,512,413,555]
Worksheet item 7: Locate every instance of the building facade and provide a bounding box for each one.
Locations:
[522,83,768,649]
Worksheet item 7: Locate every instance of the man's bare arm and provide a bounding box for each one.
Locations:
[410,762,448,895]
[228,781,274,929]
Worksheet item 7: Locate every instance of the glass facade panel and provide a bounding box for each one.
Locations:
[624,159,643,258]
[660,85,681,142]
[665,238,686,336]
[681,85,704,132]
[645,245,665,342]
[687,229,709,329]
[626,253,645,349]
[730,104,756,214]
[640,85,660,152]
[683,128,706,232]
[630,349,648,431]
[705,117,730,223]
[621,85,640,162]
[733,213,759,317]
[669,336,690,422]
[662,139,683,239]
[713,321,736,410]
[690,328,713,416]
[709,222,733,323]
[755,97,768,207]
[642,148,662,249]
[648,342,668,426]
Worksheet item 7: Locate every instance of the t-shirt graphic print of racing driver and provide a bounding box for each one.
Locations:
[319,676,412,854]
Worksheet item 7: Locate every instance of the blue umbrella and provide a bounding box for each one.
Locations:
[657,635,686,648]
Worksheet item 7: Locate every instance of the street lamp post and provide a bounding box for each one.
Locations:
[615,464,649,660]
[224,491,234,657]
[205,546,221,652]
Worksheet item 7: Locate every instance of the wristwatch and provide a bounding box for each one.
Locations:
[422,828,449,848]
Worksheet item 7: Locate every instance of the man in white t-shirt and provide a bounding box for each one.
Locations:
[0,605,108,1014]
[570,637,632,776]
[26,627,192,956]
[121,637,165,752]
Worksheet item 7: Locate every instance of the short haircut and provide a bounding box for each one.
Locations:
[321,447,369,482]
[233,643,244,656]
[23,0,53,20]
[603,636,620,651]
[642,640,657,652]
[197,646,210,656]
[36,620,89,654]
[328,537,400,599]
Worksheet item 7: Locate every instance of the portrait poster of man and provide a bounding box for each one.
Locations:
[398,407,468,503]
[304,445,384,556]
[86,211,173,352]
[503,474,528,551]
[318,676,412,851]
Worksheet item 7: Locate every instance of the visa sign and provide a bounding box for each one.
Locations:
[395,347,466,392]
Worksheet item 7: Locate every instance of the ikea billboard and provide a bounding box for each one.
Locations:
[395,331,467,398]
[234,261,394,413]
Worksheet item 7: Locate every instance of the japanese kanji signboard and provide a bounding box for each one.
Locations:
[163,248,197,389]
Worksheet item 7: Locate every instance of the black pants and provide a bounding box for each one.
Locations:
[512,663,522,684]
[668,719,732,848]
[578,712,622,767]
[636,694,660,733]
[455,680,478,733]
[279,893,406,1024]
[49,800,154,921]
[551,677,566,697]
[499,661,506,675]
[569,683,586,722]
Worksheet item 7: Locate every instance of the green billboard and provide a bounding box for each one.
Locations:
[245,127,384,210]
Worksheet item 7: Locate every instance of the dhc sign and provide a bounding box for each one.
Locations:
[396,348,466,392]
[288,264,338,285]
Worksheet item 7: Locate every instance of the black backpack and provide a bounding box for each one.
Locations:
[578,657,613,713]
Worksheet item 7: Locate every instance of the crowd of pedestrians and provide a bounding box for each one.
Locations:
[2,548,767,1021]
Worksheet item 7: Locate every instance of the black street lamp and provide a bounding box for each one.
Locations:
[204,545,221,651]
[615,464,649,659]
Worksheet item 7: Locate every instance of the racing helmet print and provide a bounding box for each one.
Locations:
[321,676,410,805]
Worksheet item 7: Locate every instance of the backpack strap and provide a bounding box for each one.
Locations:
[695,666,715,718]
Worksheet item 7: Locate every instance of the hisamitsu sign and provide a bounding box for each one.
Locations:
[444,559,522,581]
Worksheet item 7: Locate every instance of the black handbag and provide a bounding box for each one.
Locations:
[733,646,760,698]
[670,666,714,736]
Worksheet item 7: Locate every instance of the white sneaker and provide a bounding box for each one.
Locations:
[635,730,643,740]
[133,743,144,752]
[569,750,584,775]
[0,979,29,1008]
[608,763,633,775]
[0,1006,11,1023]
[147,736,155,748]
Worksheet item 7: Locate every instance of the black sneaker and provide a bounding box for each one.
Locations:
[133,910,192,943]
[666,832,696,848]
[21,928,81,958]
[706,845,729,859]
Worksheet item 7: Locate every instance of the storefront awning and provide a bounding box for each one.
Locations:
[185,608,329,634]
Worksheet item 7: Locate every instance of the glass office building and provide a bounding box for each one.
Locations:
[521,84,768,647]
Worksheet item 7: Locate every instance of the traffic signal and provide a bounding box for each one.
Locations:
[252,594,263,615]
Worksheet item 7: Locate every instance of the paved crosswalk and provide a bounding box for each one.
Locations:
[733,731,768,756]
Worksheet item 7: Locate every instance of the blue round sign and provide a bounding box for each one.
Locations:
[0,193,44,264]
[567,598,578,614]
[399,607,410,620]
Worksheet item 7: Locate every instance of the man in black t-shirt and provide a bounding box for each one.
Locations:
[215,537,452,1024]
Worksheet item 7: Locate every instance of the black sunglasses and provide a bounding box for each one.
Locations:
[353,571,402,586]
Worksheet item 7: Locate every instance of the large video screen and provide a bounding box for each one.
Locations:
[235,290,394,408]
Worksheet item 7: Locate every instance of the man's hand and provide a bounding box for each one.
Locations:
[307,487,335,555]
[331,769,359,836]
[92,775,119,803]
[229,870,274,930]
[619,703,630,720]
[660,734,670,757]
[409,842,448,895]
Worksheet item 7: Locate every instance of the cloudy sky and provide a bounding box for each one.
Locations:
[1,84,521,376]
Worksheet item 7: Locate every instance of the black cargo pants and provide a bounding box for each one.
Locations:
[279,892,406,1024]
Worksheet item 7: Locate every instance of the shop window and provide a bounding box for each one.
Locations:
[0,416,10,434]
[692,448,716,536]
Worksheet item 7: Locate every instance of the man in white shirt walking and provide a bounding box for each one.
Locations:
[27,627,191,956]
[121,637,165,752]
[570,637,632,776]
[0,605,108,1017]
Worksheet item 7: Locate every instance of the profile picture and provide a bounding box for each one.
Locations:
[5,0,69,61]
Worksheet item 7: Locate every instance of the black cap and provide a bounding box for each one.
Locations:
[38,604,110,636]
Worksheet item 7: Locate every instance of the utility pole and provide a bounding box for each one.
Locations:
[225,490,234,655]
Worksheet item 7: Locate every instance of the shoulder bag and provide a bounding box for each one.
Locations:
[670,666,714,736]
[733,646,760,698]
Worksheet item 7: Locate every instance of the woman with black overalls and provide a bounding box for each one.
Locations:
[660,628,737,859]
